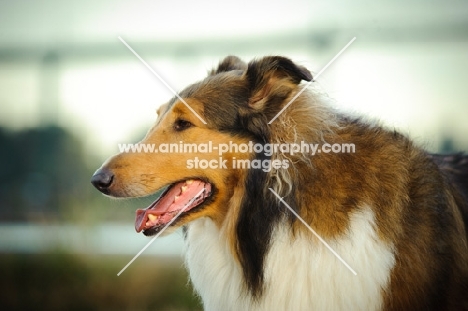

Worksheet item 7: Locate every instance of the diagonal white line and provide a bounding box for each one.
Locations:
[268,37,356,124]
[118,36,207,125]
[268,188,357,275]
[117,188,206,276]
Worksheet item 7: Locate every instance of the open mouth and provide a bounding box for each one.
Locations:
[135,179,212,235]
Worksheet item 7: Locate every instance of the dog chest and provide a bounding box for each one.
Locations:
[185,208,395,311]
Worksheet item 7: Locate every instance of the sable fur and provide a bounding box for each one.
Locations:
[92,55,468,310]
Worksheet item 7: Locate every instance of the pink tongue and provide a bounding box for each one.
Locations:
[135,180,207,232]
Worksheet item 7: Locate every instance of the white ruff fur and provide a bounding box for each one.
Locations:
[185,206,395,311]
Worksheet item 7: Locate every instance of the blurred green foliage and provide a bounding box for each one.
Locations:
[0,253,202,311]
[0,126,92,221]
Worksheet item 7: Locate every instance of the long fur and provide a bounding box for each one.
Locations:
[93,55,468,310]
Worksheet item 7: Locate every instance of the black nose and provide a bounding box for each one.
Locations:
[91,168,114,193]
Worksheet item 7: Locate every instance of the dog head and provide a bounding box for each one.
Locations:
[91,56,312,236]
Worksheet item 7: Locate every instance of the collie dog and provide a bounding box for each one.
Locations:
[92,56,468,310]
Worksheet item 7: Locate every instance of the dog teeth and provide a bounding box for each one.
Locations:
[174,195,180,201]
[186,180,194,184]
[181,186,187,193]
[148,214,157,222]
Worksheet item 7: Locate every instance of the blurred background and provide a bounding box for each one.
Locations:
[0,0,467,310]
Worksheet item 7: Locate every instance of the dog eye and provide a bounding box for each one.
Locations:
[174,119,193,131]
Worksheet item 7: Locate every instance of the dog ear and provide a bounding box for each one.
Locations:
[237,56,312,141]
[210,55,247,75]
[245,56,312,112]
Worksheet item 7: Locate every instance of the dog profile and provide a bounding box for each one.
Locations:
[92,56,468,310]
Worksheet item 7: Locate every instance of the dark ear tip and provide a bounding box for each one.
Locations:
[299,66,313,82]
[277,57,313,82]
[250,56,313,83]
